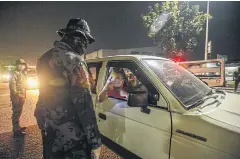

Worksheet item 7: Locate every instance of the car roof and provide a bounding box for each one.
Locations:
[85,55,169,63]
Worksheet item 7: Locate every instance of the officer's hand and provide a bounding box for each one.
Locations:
[92,146,101,159]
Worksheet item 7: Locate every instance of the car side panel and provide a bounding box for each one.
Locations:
[171,135,236,159]
[171,112,240,159]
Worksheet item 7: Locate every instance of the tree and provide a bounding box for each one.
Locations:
[142,1,212,57]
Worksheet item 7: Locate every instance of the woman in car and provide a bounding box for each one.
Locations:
[98,71,128,102]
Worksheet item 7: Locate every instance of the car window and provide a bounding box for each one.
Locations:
[143,59,210,107]
[87,62,102,94]
[106,61,159,106]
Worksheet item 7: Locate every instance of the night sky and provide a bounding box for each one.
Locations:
[0,1,240,63]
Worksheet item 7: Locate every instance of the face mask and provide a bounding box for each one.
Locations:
[17,64,26,71]
[73,36,87,55]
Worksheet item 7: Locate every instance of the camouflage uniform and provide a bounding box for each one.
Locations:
[234,68,240,92]
[9,59,27,132]
[34,41,101,159]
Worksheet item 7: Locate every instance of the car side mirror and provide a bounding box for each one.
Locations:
[127,91,151,114]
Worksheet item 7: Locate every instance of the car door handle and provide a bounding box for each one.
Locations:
[98,113,106,120]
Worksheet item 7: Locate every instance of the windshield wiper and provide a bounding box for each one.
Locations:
[191,89,226,109]
[188,94,218,109]
[205,87,226,97]
[200,99,220,109]
[205,89,213,96]
[212,88,226,95]
[189,99,205,108]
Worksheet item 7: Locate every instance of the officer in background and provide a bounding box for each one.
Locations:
[233,67,240,92]
[9,59,27,136]
[34,18,101,159]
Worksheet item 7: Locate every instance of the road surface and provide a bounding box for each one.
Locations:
[0,83,120,159]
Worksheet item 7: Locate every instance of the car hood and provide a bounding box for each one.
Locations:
[183,92,240,157]
[203,92,240,130]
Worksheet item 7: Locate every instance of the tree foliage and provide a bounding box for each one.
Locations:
[142,1,212,56]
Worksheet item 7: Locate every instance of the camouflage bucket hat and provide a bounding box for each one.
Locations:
[16,59,26,65]
[56,18,95,44]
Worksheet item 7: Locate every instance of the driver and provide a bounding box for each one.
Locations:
[98,71,128,102]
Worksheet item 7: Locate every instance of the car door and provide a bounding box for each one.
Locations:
[87,62,103,106]
[95,60,171,159]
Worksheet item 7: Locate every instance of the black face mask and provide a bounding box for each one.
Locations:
[73,36,88,56]
[61,35,88,56]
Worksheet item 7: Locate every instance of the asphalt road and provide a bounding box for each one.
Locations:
[0,83,120,159]
[0,83,41,159]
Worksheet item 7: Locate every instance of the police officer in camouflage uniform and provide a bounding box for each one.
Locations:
[234,67,240,92]
[9,59,27,136]
[34,18,102,159]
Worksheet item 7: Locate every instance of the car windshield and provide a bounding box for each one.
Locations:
[143,59,211,107]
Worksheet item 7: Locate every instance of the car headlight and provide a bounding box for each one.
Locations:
[27,78,38,87]
[3,74,10,80]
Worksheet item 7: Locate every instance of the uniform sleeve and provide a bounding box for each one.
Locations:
[53,51,102,150]
[9,72,18,95]
[34,59,47,131]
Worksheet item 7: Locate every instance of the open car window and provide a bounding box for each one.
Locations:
[106,61,159,106]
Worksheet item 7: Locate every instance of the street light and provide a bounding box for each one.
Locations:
[204,0,210,60]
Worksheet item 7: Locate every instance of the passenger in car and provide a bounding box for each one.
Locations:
[98,71,128,102]
[126,72,148,93]
[126,72,138,91]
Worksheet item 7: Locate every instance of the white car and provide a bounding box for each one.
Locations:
[86,55,240,159]
[0,72,11,83]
